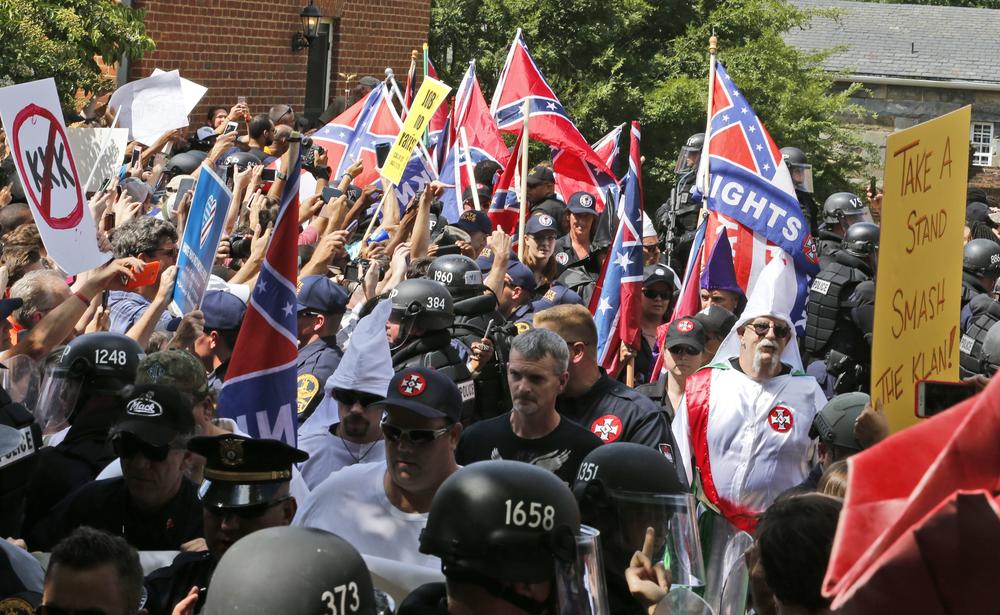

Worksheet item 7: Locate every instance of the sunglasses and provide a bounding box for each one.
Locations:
[206,496,292,520]
[746,321,791,339]
[668,345,701,356]
[643,289,672,300]
[111,433,173,462]
[381,420,451,445]
[332,388,384,408]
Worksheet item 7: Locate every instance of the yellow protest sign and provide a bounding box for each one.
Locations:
[381,77,451,185]
[870,105,970,433]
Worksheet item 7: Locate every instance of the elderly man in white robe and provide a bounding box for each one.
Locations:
[672,256,828,533]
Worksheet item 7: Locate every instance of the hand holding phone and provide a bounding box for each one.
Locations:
[345,219,359,235]
[123,260,161,291]
[223,121,239,136]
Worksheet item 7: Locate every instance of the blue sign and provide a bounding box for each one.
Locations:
[171,165,231,315]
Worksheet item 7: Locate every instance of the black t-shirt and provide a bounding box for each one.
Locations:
[456,412,602,484]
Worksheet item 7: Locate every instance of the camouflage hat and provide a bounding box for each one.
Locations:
[136,349,211,400]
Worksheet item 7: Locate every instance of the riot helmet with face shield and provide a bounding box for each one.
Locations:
[34,332,142,435]
[419,460,609,615]
[780,146,814,194]
[387,278,455,349]
[675,133,705,174]
[574,442,705,589]
[822,192,872,228]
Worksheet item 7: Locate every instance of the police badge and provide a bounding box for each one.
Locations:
[220,438,244,467]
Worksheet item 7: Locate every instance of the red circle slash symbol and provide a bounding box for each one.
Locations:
[11,103,84,230]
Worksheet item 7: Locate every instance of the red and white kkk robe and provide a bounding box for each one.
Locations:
[672,361,826,532]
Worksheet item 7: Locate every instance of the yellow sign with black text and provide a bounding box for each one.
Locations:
[380,76,451,186]
[870,105,970,432]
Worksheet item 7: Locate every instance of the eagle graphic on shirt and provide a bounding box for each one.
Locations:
[491,448,572,473]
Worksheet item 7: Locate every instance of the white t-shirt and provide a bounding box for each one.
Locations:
[298,430,386,491]
[293,461,438,569]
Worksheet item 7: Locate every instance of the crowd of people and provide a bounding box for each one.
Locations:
[0,72,996,615]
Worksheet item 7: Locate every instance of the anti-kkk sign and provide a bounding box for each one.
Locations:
[0,78,110,275]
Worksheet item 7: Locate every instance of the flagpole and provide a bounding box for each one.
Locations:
[459,127,480,210]
[517,98,530,261]
[422,42,430,148]
[700,35,718,206]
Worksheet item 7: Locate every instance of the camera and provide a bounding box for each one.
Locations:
[229,235,253,260]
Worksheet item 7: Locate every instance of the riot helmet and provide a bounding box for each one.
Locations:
[979,320,1000,376]
[165,150,207,176]
[675,133,705,173]
[221,151,260,171]
[204,526,379,615]
[34,333,142,435]
[419,460,609,614]
[780,146,814,194]
[959,298,1000,377]
[841,222,880,259]
[822,192,872,228]
[426,255,485,301]
[574,443,704,588]
[963,238,1000,279]
[388,278,455,349]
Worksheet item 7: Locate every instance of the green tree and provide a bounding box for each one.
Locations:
[0,0,154,109]
[430,0,874,202]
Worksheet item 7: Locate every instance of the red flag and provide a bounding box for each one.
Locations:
[486,129,525,234]
[490,29,613,177]
[553,123,622,212]
[823,376,1000,612]
[426,58,450,148]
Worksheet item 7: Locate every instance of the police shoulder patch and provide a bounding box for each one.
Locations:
[0,597,33,615]
[515,321,532,334]
[297,374,320,416]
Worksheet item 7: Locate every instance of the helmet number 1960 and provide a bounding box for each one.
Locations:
[505,499,555,530]
[321,582,360,615]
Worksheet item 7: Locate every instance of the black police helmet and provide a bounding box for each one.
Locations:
[204,527,377,615]
[963,238,1000,278]
[683,133,705,151]
[979,320,1000,376]
[56,332,142,393]
[221,151,260,171]
[822,192,866,225]
[780,146,807,166]
[426,255,485,301]
[165,150,207,176]
[842,222,880,257]
[419,460,581,584]
[389,278,454,332]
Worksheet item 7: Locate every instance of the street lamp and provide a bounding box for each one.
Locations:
[292,1,322,53]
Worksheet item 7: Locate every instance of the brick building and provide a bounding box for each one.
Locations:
[122,0,430,128]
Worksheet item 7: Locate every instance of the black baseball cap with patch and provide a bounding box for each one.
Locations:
[663,317,706,353]
[566,191,598,216]
[380,367,462,423]
[526,165,555,187]
[111,384,196,447]
[188,434,309,509]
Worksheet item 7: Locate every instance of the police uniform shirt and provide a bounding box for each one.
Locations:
[144,551,216,615]
[207,359,230,394]
[556,372,681,466]
[25,477,203,551]
[296,335,344,422]
[455,412,603,484]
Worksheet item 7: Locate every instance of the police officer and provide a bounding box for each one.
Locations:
[166,150,208,177]
[780,146,819,236]
[574,443,702,614]
[961,238,1000,313]
[203,526,381,615]
[803,222,879,395]
[0,386,40,537]
[295,275,348,423]
[816,192,873,266]
[960,296,1000,377]
[25,385,203,551]
[388,278,476,419]
[21,332,142,532]
[400,460,608,614]
[144,434,307,615]
[428,254,511,421]
[795,392,871,491]
[525,165,567,234]
[975,320,1000,376]
[194,291,247,393]
[553,191,600,273]
[654,133,703,268]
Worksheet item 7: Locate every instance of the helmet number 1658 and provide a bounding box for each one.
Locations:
[504,499,555,530]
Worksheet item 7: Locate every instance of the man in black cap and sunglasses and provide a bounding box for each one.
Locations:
[25,385,203,551]
[143,434,308,615]
[294,366,462,569]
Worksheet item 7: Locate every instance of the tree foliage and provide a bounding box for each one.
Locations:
[430,0,875,202]
[0,0,154,109]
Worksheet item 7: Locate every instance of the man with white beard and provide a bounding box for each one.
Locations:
[672,257,827,533]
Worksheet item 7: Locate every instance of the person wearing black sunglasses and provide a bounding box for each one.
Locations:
[636,317,707,420]
[632,265,679,385]
[671,288,827,534]
[294,367,462,569]
[24,385,202,552]
[144,434,308,615]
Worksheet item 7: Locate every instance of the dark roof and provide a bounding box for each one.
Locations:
[784,0,1000,84]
